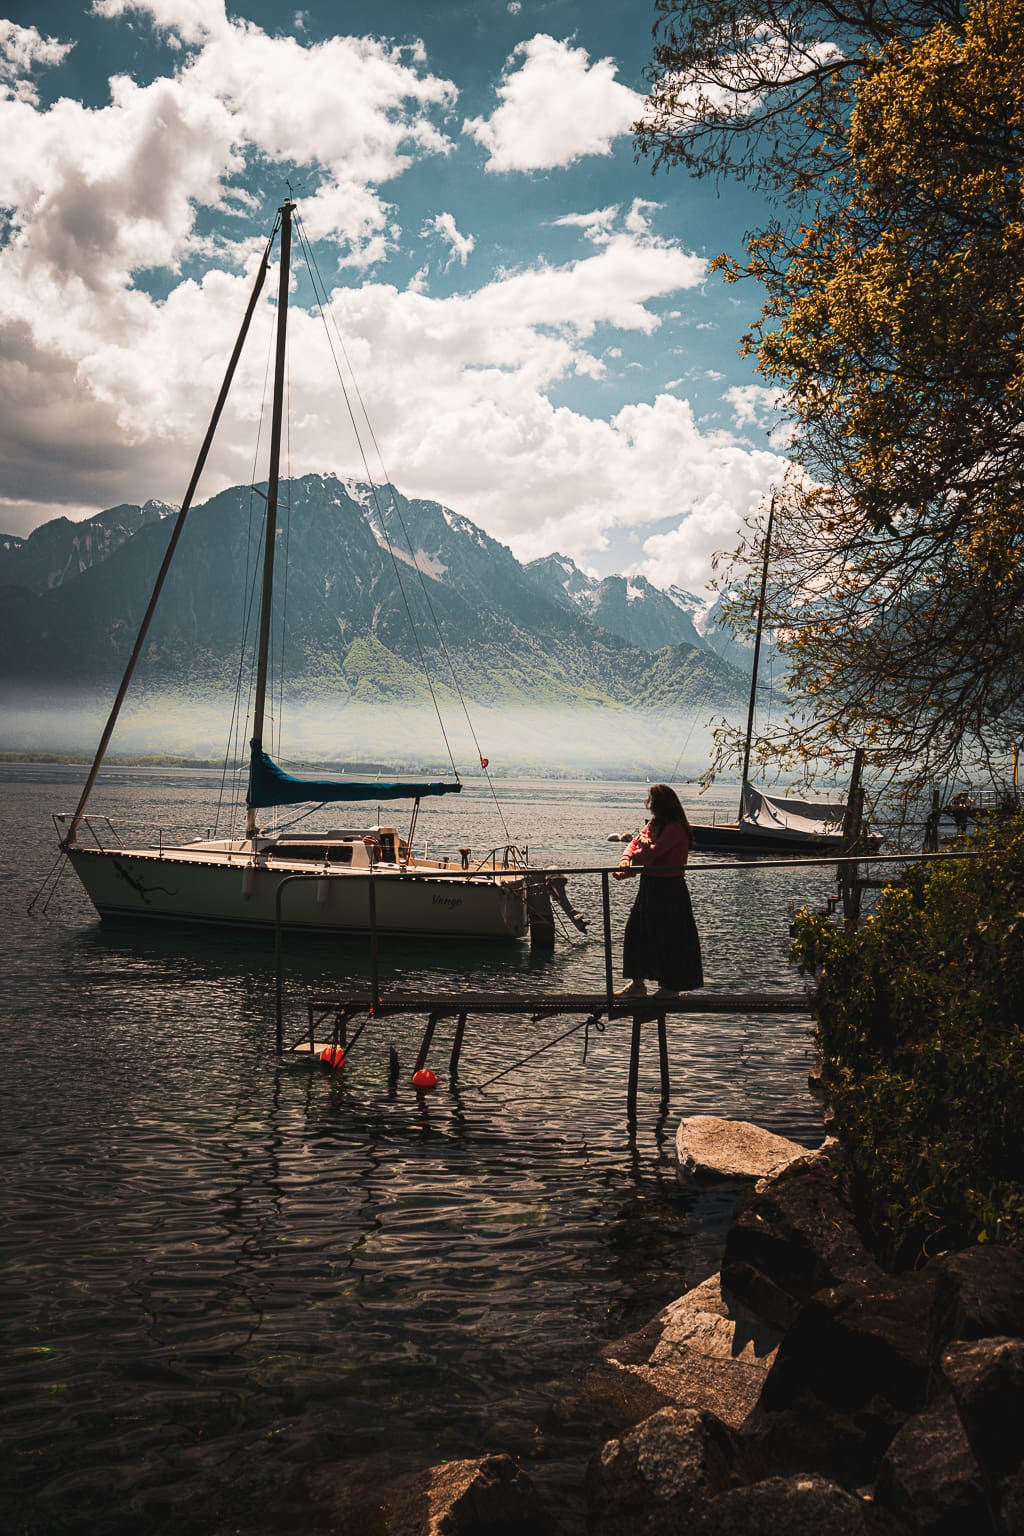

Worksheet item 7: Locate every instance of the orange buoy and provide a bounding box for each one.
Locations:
[320,1045,346,1069]
[411,1068,438,1090]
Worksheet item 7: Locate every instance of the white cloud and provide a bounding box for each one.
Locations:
[552,205,619,243]
[0,20,74,104]
[724,383,786,428]
[422,211,475,268]
[90,1,228,45]
[463,34,642,172]
[0,16,779,591]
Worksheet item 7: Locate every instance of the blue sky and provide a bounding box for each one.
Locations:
[0,1,787,590]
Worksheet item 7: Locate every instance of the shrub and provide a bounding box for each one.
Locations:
[792,812,1024,1263]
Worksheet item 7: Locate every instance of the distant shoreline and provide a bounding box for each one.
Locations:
[0,751,675,783]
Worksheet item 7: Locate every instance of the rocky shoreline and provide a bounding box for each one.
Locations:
[328,1118,1024,1535]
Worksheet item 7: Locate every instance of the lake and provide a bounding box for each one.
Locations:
[1,763,834,1535]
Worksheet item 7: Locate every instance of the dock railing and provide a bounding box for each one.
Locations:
[273,847,994,1060]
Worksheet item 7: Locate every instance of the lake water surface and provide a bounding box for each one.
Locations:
[1,765,835,1535]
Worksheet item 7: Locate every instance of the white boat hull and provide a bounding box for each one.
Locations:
[68,846,529,940]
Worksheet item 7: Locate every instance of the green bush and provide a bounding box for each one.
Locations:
[792,812,1024,1263]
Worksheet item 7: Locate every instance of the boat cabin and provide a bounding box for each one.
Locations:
[257,826,409,867]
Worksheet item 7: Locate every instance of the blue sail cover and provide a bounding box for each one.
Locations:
[247,749,462,809]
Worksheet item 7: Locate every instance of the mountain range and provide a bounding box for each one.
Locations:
[0,474,753,713]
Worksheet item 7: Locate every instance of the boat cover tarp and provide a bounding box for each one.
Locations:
[247,749,462,809]
[739,783,845,842]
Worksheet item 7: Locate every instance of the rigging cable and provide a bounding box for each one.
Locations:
[214,272,280,837]
[290,216,463,786]
[294,215,512,840]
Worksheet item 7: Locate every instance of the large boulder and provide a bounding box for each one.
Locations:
[676,1116,810,1182]
[603,1272,782,1432]
[722,1150,882,1330]
[344,1453,552,1536]
[693,1474,902,1535]
[587,1406,743,1535]
[940,1337,1024,1484]
[928,1246,1024,1363]
[747,1270,936,1485]
[874,1397,990,1535]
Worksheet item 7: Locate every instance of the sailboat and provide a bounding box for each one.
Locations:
[689,497,875,854]
[59,199,531,940]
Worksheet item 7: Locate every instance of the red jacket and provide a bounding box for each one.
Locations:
[621,819,692,876]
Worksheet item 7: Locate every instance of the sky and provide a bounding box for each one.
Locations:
[0,0,789,593]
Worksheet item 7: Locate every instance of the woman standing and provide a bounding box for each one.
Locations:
[614,783,703,999]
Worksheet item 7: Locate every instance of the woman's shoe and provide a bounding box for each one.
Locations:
[652,987,680,999]
[616,979,647,998]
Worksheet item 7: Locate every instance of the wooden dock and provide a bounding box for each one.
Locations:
[286,988,815,1115]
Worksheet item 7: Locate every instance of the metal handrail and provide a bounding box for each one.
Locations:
[272,845,1001,1052]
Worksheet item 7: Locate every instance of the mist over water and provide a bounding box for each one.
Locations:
[0,688,736,783]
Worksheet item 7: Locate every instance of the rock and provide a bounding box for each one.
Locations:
[722,1149,882,1330]
[676,1115,810,1182]
[587,1406,742,1534]
[694,1474,897,1534]
[606,1273,781,1372]
[941,1337,1024,1483]
[998,1464,1024,1536]
[355,1453,552,1536]
[929,1247,1024,1363]
[545,1358,675,1446]
[747,1270,935,1485]
[875,1397,991,1535]
[621,1351,776,1434]
[602,1272,782,1432]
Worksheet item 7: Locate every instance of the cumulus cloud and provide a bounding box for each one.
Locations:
[0,20,74,104]
[724,383,785,428]
[422,211,475,268]
[0,15,782,594]
[90,0,228,45]
[463,34,642,172]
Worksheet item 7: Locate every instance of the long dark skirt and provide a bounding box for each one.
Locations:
[622,875,703,990]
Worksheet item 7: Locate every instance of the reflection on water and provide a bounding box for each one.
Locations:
[0,766,832,1535]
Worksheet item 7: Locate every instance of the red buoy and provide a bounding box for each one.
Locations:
[320,1045,346,1069]
[411,1068,438,1090]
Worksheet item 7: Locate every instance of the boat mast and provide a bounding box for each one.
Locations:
[246,198,295,840]
[739,493,775,814]
[62,228,277,849]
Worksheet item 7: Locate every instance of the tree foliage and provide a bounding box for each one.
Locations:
[639,0,1024,791]
[792,812,1024,1259]
[637,0,965,201]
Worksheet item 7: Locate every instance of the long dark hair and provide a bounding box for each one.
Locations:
[647,783,693,846]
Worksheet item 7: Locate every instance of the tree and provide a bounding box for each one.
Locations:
[637,1,965,202]
[639,0,1024,792]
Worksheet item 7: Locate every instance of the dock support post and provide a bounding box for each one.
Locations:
[368,876,380,1011]
[449,1012,468,1081]
[601,871,614,1010]
[627,1012,641,1114]
[416,1012,439,1072]
[657,1011,670,1103]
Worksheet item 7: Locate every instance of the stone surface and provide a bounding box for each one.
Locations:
[928,1246,1024,1363]
[874,1397,990,1535]
[602,1271,783,1433]
[587,1406,742,1534]
[941,1336,1024,1482]
[747,1270,935,1486]
[677,1115,810,1182]
[545,1358,675,1446]
[722,1150,882,1330]
[693,1474,896,1535]
[329,1453,552,1536]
